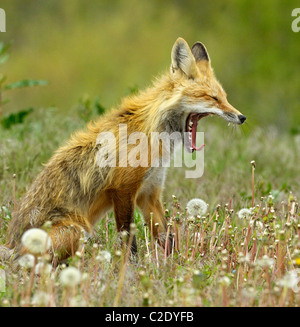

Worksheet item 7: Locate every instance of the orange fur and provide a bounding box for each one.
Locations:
[6,37,245,261]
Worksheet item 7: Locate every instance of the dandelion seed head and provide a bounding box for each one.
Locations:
[237,208,252,220]
[96,250,111,263]
[31,291,50,306]
[277,270,300,292]
[18,254,35,269]
[21,228,52,255]
[219,276,231,286]
[186,198,208,217]
[256,255,274,268]
[242,287,257,299]
[35,262,52,275]
[60,267,81,287]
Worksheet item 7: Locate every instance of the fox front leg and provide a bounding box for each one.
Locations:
[136,187,172,255]
[111,191,137,256]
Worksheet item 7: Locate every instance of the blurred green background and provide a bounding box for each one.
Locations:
[0,0,299,132]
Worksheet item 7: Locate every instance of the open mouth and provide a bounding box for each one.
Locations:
[185,113,209,152]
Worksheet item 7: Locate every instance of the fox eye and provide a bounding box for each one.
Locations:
[211,96,219,102]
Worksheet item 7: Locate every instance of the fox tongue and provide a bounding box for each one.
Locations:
[191,115,205,151]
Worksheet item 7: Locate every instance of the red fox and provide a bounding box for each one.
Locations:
[5,37,246,261]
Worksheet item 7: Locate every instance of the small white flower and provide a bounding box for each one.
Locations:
[249,220,264,230]
[256,255,274,268]
[18,254,35,268]
[238,252,250,264]
[81,272,89,282]
[31,291,50,306]
[192,232,201,241]
[219,276,231,286]
[21,228,52,255]
[277,270,300,293]
[186,198,208,217]
[238,208,252,220]
[187,216,195,223]
[60,267,81,287]
[35,262,52,275]
[242,287,257,299]
[96,250,111,263]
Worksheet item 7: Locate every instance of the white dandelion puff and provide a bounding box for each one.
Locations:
[242,287,257,299]
[238,252,250,264]
[18,254,35,269]
[186,198,208,217]
[256,255,274,268]
[237,208,252,220]
[219,276,231,286]
[31,291,50,306]
[35,262,52,275]
[249,220,264,230]
[21,228,52,255]
[277,270,300,293]
[96,250,111,263]
[60,267,81,287]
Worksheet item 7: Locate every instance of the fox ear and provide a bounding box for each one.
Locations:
[191,42,210,62]
[171,37,197,78]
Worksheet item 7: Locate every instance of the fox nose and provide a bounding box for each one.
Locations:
[238,115,246,124]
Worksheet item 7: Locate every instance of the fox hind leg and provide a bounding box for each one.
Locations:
[47,222,86,262]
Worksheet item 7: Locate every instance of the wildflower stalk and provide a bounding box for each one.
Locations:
[150,212,154,253]
[276,239,286,278]
[99,254,118,307]
[113,230,134,307]
[185,224,190,261]
[26,255,38,306]
[222,286,228,307]
[191,225,200,260]
[105,213,109,243]
[144,226,150,261]
[243,220,253,256]
[251,161,256,208]
[13,174,16,211]
[173,220,178,252]
[210,215,218,252]
[177,222,182,253]
[164,224,171,261]
[155,240,159,268]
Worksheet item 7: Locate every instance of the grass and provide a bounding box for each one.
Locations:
[0,107,299,307]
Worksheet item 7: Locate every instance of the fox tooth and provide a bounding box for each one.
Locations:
[189,121,193,127]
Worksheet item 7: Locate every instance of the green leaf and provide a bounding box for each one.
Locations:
[1,206,11,220]
[3,79,48,90]
[94,97,105,116]
[290,126,300,135]
[0,54,9,65]
[0,41,11,56]
[0,73,7,85]
[1,108,34,129]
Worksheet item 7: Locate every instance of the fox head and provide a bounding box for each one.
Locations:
[165,37,246,152]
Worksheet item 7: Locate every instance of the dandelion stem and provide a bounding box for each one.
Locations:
[114,231,134,307]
